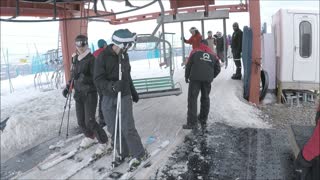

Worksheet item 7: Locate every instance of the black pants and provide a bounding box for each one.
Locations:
[75,91,108,144]
[102,95,145,159]
[233,51,242,75]
[98,93,105,124]
[187,81,211,126]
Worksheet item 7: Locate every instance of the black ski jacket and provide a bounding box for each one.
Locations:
[70,53,97,95]
[215,37,224,52]
[94,44,135,97]
[231,29,243,55]
[185,50,220,83]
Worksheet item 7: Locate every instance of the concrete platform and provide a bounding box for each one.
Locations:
[289,125,315,158]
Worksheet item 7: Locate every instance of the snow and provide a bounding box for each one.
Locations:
[2,56,270,179]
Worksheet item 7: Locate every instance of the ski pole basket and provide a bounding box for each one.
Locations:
[133,76,182,99]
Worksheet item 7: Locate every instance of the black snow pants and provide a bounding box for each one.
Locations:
[233,51,242,75]
[102,95,145,159]
[74,91,108,144]
[98,92,105,126]
[187,80,211,126]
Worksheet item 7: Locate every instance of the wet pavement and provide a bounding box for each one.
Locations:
[155,122,298,180]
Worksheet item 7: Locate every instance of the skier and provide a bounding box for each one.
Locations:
[294,103,320,180]
[206,30,215,53]
[93,39,108,127]
[231,22,243,80]
[183,40,221,130]
[94,29,147,169]
[93,39,107,58]
[214,31,225,62]
[183,27,202,50]
[62,35,111,156]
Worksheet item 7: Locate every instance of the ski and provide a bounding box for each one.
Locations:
[64,151,110,180]
[104,140,170,180]
[37,135,98,171]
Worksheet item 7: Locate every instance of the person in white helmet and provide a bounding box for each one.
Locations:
[183,27,202,50]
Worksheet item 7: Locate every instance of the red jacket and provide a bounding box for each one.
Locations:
[93,48,104,58]
[302,104,320,161]
[185,33,202,49]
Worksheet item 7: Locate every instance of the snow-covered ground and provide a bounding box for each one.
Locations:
[1,56,270,179]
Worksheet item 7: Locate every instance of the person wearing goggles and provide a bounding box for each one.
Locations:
[94,29,147,170]
[62,34,111,156]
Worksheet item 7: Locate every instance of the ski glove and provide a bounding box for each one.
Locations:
[62,84,70,98]
[112,80,123,93]
[294,151,312,179]
[132,89,139,103]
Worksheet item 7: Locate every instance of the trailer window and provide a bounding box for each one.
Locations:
[299,21,312,58]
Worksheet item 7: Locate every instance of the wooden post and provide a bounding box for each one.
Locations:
[248,0,261,104]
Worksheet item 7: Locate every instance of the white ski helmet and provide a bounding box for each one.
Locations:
[189,27,197,33]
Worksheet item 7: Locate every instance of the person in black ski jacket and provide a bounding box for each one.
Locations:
[214,31,225,62]
[183,40,221,130]
[231,22,243,80]
[62,35,111,156]
[94,29,146,169]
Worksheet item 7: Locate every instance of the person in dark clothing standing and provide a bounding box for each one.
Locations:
[214,31,225,62]
[94,29,146,169]
[231,22,243,80]
[93,39,108,127]
[62,35,111,156]
[183,40,221,130]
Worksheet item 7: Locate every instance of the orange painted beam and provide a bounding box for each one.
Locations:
[60,16,88,83]
[248,0,261,104]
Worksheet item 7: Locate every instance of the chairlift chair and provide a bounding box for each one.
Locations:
[130,34,182,99]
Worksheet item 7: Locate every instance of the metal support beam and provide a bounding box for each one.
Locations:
[161,23,167,66]
[60,16,88,82]
[248,0,261,104]
[201,19,205,39]
[223,18,227,64]
[158,10,229,24]
[181,21,185,66]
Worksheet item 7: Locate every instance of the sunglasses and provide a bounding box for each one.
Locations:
[75,41,88,47]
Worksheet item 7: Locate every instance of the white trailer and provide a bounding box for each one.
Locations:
[272,9,319,101]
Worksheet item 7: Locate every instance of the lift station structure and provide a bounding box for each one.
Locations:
[0,0,262,104]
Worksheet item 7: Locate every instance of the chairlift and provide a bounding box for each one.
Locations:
[130,34,182,99]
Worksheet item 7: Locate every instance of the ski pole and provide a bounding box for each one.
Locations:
[66,80,74,139]
[119,53,123,160]
[112,50,123,168]
[58,91,70,136]
[112,96,120,168]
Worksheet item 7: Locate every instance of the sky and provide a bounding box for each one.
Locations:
[0,0,319,64]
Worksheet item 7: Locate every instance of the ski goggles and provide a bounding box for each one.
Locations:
[75,40,88,47]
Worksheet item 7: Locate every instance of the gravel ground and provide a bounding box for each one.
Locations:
[259,101,317,129]
[154,94,318,180]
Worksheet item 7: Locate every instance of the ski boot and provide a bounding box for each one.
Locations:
[231,74,242,80]
[79,137,96,149]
